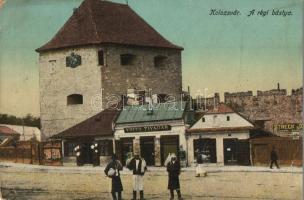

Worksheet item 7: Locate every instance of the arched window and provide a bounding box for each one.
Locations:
[67,94,83,105]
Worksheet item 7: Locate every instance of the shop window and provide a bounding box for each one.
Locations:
[67,94,83,105]
[202,117,205,122]
[64,142,77,157]
[227,116,230,121]
[154,55,167,68]
[98,140,113,156]
[98,50,104,65]
[120,54,136,65]
[193,138,217,163]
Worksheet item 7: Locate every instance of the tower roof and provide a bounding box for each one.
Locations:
[36,0,183,52]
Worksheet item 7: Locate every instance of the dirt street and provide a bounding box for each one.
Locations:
[0,166,301,200]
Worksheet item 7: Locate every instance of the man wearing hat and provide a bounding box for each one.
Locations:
[166,153,183,200]
[127,153,147,200]
[104,154,123,200]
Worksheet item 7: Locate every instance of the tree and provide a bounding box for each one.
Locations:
[0,113,41,128]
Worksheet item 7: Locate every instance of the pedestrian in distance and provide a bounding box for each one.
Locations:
[166,153,183,200]
[104,154,123,200]
[127,153,147,200]
[195,149,207,177]
[270,146,280,169]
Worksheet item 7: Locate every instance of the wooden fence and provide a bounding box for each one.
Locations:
[250,137,302,167]
[0,140,62,166]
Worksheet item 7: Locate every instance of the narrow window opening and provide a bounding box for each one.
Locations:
[98,50,104,65]
[67,94,83,105]
[120,54,136,65]
[202,117,205,122]
[227,116,230,121]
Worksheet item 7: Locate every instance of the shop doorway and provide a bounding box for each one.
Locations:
[80,142,93,165]
[161,136,179,166]
[120,138,133,166]
[193,138,216,163]
[223,138,238,165]
[140,137,155,166]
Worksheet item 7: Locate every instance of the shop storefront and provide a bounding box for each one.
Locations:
[187,104,254,166]
[51,108,120,166]
[114,102,188,166]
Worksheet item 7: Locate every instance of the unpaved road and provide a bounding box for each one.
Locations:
[0,166,301,200]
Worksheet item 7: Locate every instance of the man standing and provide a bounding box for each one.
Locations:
[270,146,280,169]
[167,153,183,200]
[104,154,123,200]
[127,154,147,200]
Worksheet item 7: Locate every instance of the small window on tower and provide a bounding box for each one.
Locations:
[154,55,167,68]
[227,116,230,121]
[120,54,136,65]
[202,117,205,122]
[67,94,83,105]
[98,50,104,65]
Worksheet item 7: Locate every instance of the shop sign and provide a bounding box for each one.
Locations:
[124,125,171,133]
[274,123,303,131]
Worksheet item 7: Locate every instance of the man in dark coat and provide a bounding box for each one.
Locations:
[270,146,280,169]
[127,154,147,200]
[104,154,123,200]
[166,153,183,200]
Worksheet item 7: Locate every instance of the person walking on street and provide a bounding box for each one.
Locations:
[104,154,123,200]
[166,153,183,200]
[270,146,280,169]
[127,154,147,200]
[195,149,207,177]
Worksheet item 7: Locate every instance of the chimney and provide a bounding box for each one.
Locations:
[277,83,280,90]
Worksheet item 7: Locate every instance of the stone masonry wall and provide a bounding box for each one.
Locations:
[39,45,182,139]
[101,44,182,108]
[39,47,103,139]
[224,88,303,136]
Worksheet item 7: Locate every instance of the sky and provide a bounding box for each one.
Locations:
[0,0,302,117]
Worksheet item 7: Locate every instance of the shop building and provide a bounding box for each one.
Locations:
[52,106,120,166]
[114,102,189,166]
[187,104,254,166]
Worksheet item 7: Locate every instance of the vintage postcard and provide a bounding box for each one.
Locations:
[0,0,302,199]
